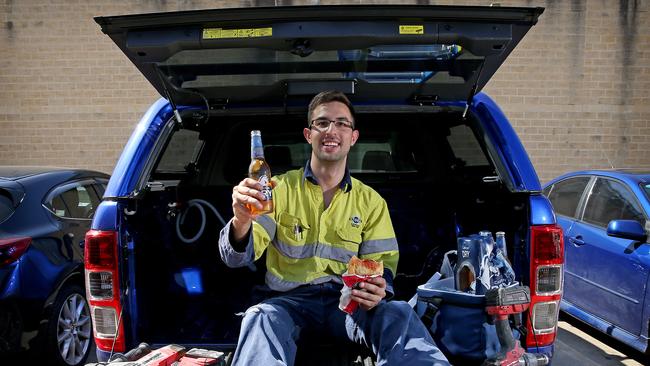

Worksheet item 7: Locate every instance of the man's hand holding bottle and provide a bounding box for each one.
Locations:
[231,178,276,242]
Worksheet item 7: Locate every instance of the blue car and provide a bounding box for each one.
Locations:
[88,4,563,365]
[0,166,109,366]
[543,170,650,353]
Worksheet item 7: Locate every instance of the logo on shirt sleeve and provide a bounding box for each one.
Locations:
[350,215,362,228]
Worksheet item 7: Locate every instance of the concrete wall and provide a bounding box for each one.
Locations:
[1,0,648,183]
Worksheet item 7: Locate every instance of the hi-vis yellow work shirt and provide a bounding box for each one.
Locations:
[219,166,399,294]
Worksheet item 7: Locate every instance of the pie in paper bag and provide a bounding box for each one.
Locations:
[339,256,384,314]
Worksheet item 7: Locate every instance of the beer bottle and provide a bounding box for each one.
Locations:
[495,231,508,259]
[248,130,273,215]
[495,231,513,266]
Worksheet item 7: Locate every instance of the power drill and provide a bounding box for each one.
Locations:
[483,286,549,366]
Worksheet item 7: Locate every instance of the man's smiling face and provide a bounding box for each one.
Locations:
[304,101,358,163]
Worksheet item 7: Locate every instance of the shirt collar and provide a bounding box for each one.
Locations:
[302,159,352,193]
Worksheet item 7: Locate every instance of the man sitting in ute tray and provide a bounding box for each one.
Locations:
[219,90,450,366]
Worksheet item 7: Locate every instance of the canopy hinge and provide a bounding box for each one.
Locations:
[463,61,486,119]
[155,67,183,124]
[154,65,211,121]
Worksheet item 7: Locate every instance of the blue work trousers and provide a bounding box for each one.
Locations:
[231,283,450,366]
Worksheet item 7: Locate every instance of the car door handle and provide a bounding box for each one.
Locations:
[569,236,585,246]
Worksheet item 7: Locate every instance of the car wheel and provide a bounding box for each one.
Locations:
[46,284,93,366]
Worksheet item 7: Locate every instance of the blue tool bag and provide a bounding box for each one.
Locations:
[416,277,502,363]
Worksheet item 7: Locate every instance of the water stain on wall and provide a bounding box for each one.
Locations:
[569,0,586,105]
[615,0,639,167]
[619,0,638,100]
[4,0,13,41]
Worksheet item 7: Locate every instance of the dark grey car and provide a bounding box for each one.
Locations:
[1,166,108,366]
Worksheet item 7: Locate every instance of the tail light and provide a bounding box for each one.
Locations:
[526,225,564,347]
[84,230,125,352]
[0,237,32,267]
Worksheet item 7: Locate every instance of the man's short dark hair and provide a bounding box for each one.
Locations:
[307,91,356,129]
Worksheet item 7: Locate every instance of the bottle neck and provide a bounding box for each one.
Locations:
[251,135,265,159]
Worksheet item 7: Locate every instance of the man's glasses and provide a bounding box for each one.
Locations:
[310,118,354,132]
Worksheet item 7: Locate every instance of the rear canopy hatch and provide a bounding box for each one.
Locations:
[95,5,543,108]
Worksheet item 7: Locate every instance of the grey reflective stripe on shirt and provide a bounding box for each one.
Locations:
[265,271,343,292]
[273,239,356,262]
[256,214,276,239]
[359,238,399,255]
[315,244,356,263]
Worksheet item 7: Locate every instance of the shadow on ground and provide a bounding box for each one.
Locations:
[554,313,646,366]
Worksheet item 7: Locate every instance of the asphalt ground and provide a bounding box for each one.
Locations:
[553,313,646,366]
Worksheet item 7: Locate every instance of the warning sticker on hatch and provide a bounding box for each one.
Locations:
[202,27,273,39]
[399,25,424,35]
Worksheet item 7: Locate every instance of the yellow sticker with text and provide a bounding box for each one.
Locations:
[202,27,273,39]
[399,25,424,35]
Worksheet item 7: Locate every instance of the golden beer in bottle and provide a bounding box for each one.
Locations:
[248,130,273,215]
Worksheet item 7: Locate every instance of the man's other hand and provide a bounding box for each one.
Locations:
[351,276,386,311]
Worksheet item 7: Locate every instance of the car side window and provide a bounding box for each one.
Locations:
[92,183,106,198]
[546,177,590,217]
[51,195,68,217]
[447,124,490,167]
[156,129,203,173]
[52,184,101,219]
[582,178,646,228]
[0,192,14,223]
[85,185,102,216]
